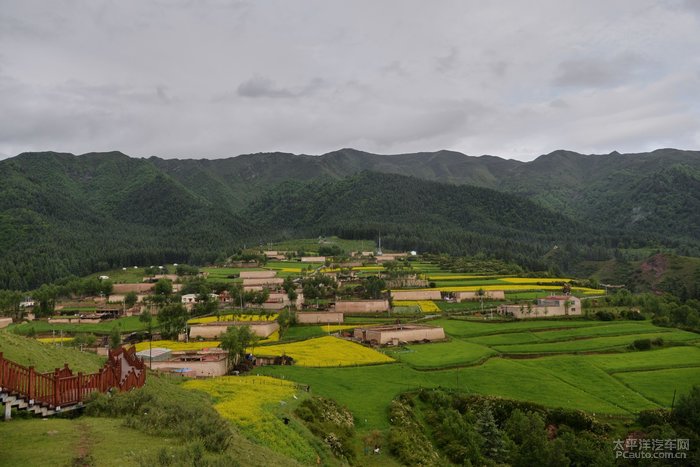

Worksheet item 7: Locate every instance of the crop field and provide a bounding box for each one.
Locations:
[405,284,604,294]
[391,300,440,312]
[132,340,222,352]
[254,335,394,367]
[9,316,155,335]
[183,376,317,464]
[386,339,497,368]
[36,336,75,344]
[188,313,278,324]
[256,318,700,430]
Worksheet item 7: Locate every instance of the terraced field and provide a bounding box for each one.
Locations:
[256,319,700,430]
[255,335,394,367]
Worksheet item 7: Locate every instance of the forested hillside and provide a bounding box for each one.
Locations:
[1,148,699,289]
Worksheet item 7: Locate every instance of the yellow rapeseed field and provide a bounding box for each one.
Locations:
[183,376,317,463]
[426,275,498,280]
[253,335,394,367]
[37,337,74,344]
[392,300,440,312]
[188,313,278,324]
[500,277,572,283]
[189,313,280,324]
[132,340,221,352]
[403,284,603,294]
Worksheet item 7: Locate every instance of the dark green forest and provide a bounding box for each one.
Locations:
[0,149,699,290]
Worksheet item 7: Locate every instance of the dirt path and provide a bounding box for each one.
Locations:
[73,421,94,466]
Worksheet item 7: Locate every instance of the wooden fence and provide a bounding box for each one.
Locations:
[0,347,145,408]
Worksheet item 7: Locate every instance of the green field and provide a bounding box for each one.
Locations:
[266,236,376,253]
[8,316,156,336]
[0,417,174,467]
[0,331,104,372]
[257,319,700,430]
[386,339,496,369]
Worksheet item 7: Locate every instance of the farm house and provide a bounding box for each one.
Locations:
[498,295,582,318]
[354,324,446,345]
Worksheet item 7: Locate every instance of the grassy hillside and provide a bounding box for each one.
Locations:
[0,330,103,372]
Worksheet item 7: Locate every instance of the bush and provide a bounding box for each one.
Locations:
[637,409,671,427]
[595,310,615,321]
[632,338,652,350]
[86,375,232,453]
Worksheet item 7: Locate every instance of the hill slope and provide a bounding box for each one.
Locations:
[1,148,699,288]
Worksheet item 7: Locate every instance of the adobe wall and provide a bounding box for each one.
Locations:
[297,312,344,324]
[391,290,442,300]
[335,300,389,313]
[355,326,445,344]
[151,359,228,377]
[242,278,284,287]
[240,271,277,279]
[0,317,12,329]
[113,283,155,294]
[189,321,279,340]
[454,290,506,302]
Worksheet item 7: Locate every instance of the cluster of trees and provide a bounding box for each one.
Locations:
[301,274,338,300]
[388,388,700,466]
[587,289,700,332]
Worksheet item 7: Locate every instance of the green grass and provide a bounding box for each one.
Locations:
[505,291,550,300]
[386,339,497,369]
[432,318,607,338]
[9,316,155,336]
[0,331,104,372]
[266,236,375,254]
[257,357,657,430]
[584,346,700,372]
[432,279,508,287]
[492,330,699,354]
[88,267,150,283]
[0,417,174,467]
[614,368,700,406]
[278,325,328,342]
[467,322,670,346]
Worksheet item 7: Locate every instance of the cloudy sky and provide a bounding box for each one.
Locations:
[1,0,699,161]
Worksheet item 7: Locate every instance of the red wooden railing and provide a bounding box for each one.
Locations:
[0,347,145,408]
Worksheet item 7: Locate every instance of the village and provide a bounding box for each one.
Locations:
[2,243,593,380]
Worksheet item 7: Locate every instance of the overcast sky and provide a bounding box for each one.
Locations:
[1,0,699,161]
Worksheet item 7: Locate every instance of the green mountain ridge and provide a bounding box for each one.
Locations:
[1,148,699,289]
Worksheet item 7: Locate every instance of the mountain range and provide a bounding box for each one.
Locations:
[1,148,699,289]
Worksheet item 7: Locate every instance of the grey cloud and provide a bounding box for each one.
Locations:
[553,52,650,88]
[0,1,698,160]
[436,47,459,73]
[237,75,324,99]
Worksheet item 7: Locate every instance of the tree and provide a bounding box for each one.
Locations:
[361,276,385,299]
[475,402,509,463]
[124,291,138,309]
[0,290,23,321]
[109,326,121,349]
[277,308,297,338]
[154,278,173,297]
[220,325,256,371]
[100,279,113,300]
[158,303,188,339]
[33,283,58,317]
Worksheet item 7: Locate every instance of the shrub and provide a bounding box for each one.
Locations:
[632,338,652,351]
[637,409,671,427]
[595,310,615,321]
